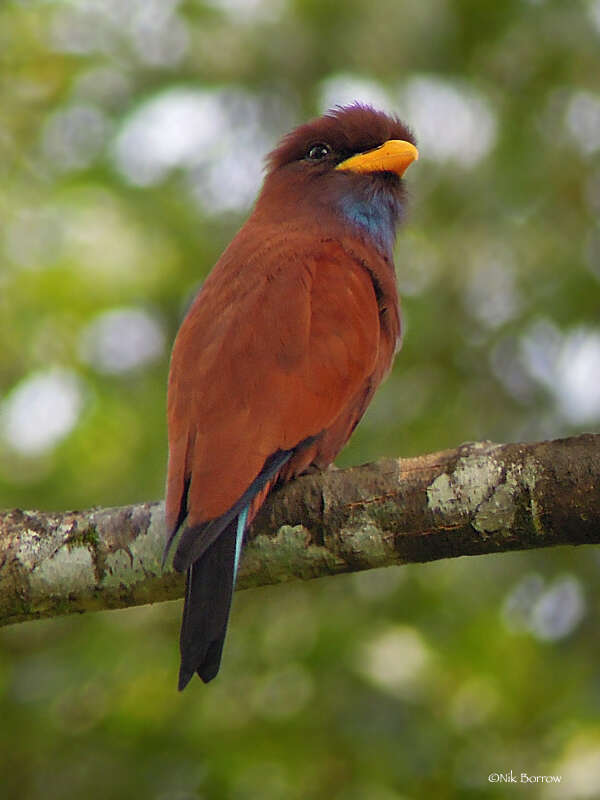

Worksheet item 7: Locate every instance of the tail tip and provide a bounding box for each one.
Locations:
[178,663,220,690]
[178,665,195,692]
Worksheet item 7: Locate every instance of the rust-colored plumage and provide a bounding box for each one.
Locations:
[165,104,418,688]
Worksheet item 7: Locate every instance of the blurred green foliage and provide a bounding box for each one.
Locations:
[1,0,600,798]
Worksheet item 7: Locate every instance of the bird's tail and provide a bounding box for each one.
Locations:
[172,443,314,689]
[178,508,248,690]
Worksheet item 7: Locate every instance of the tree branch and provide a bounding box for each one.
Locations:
[0,434,598,627]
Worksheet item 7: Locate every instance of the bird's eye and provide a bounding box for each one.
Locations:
[307,143,331,160]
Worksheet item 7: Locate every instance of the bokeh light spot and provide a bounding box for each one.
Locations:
[566,90,600,155]
[1,369,85,456]
[521,320,600,424]
[359,625,431,696]
[503,573,585,641]
[79,307,165,375]
[318,73,392,113]
[399,75,497,166]
[112,88,287,213]
[42,105,110,172]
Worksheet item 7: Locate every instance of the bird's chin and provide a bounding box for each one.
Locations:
[373,170,403,192]
[365,170,407,209]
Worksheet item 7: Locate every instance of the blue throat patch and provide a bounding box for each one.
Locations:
[338,190,399,255]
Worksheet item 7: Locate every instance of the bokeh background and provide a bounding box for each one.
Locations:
[1,0,600,798]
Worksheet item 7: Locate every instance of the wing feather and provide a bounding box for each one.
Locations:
[166,228,382,541]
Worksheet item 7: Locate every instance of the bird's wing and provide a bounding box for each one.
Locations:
[165,234,382,552]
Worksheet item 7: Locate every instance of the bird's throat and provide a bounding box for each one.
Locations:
[337,189,401,256]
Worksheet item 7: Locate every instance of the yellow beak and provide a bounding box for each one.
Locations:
[335,139,419,177]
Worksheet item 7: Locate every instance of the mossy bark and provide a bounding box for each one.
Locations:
[0,433,598,626]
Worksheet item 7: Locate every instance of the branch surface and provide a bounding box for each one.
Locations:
[0,434,598,627]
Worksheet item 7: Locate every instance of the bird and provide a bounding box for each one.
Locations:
[164,104,418,690]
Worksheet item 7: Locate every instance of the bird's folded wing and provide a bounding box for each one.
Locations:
[165,236,381,540]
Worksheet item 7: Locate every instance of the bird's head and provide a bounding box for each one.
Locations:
[255,104,418,254]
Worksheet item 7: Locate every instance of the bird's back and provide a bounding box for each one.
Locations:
[166,220,400,539]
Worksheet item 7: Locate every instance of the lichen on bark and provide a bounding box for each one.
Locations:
[0,434,598,627]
